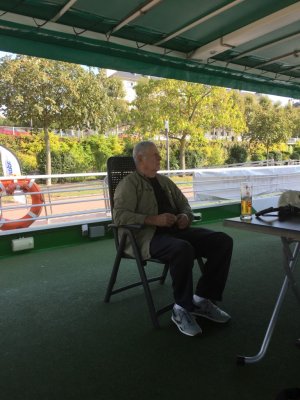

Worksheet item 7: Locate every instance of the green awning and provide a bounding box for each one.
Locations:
[0,0,299,98]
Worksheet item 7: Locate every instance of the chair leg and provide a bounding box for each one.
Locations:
[135,257,161,329]
[104,235,127,303]
[105,229,169,328]
[160,264,169,284]
[104,252,122,303]
[123,229,161,328]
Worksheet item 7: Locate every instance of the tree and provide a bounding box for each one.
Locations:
[245,96,293,161]
[209,88,246,141]
[226,144,248,164]
[130,78,245,169]
[0,56,80,181]
[75,69,126,133]
[286,102,300,138]
[0,56,126,182]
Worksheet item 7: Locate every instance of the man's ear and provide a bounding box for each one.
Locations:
[137,154,144,164]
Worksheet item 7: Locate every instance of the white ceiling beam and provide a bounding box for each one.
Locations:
[109,0,162,35]
[281,64,300,73]
[154,0,245,46]
[245,50,300,71]
[0,10,185,59]
[190,2,300,62]
[209,59,300,83]
[231,32,300,61]
[0,9,298,85]
[51,0,78,22]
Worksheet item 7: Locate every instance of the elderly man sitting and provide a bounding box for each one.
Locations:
[113,140,233,337]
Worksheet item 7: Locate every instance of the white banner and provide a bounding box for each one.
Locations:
[193,165,300,201]
[0,145,21,176]
[0,145,25,203]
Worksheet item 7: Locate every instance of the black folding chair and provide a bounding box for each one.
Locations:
[104,156,173,328]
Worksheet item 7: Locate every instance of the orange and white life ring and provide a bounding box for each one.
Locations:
[0,179,44,230]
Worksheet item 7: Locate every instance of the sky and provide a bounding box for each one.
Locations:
[0,51,292,106]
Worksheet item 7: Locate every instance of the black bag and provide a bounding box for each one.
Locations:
[255,190,300,221]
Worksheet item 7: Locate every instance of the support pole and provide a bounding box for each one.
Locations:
[164,120,170,173]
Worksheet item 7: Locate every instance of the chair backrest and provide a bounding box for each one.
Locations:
[106,156,136,211]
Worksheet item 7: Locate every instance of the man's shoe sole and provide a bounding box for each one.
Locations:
[191,310,231,323]
[171,315,202,336]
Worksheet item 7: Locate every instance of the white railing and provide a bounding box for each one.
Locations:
[0,173,108,235]
[192,164,300,201]
[1,162,300,235]
[0,171,194,234]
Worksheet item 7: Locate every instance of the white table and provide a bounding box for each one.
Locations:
[224,215,300,365]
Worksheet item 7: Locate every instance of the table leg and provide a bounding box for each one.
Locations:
[237,240,300,365]
[282,240,300,304]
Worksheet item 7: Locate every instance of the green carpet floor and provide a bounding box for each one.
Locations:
[0,222,299,400]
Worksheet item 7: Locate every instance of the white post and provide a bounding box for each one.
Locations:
[164,120,170,173]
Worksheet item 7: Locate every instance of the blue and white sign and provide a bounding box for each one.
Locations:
[0,145,25,203]
[0,145,21,176]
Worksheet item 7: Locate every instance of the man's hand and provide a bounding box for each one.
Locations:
[176,213,189,229]
[145,213,177,227]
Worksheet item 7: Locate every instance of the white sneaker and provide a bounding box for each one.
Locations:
[192,299,231,323]
[171,307,202,336]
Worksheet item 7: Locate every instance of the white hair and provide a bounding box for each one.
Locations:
[132,141,155,164]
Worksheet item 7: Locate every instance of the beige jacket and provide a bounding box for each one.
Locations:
[113,171,193,259]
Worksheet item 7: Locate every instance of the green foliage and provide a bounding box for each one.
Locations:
[1,132,126,177]
[250,152,265,162]
[0,56,128,176]
[0,133,43,174]
[0,57,127,134]
[2,59,300,173]
[0,56,83,130]
[183,150,204,169]
[284,102,300,138]
[245,95,293,159]
[293,143,300,152]
[290,151,300,160]
[267,150,290,161]
[268,152,277,161]
[197,142,226,166]
[280,151,291,160]
[130,78,245,169]
[0,134,20,154]
[0,116,14,126]
[121,137,138,157]
[226,144,248,164]
[83,135,124,171]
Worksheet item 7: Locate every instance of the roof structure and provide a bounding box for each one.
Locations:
[0,0,299,98]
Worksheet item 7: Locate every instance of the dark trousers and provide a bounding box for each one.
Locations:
[149,227,233,311]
